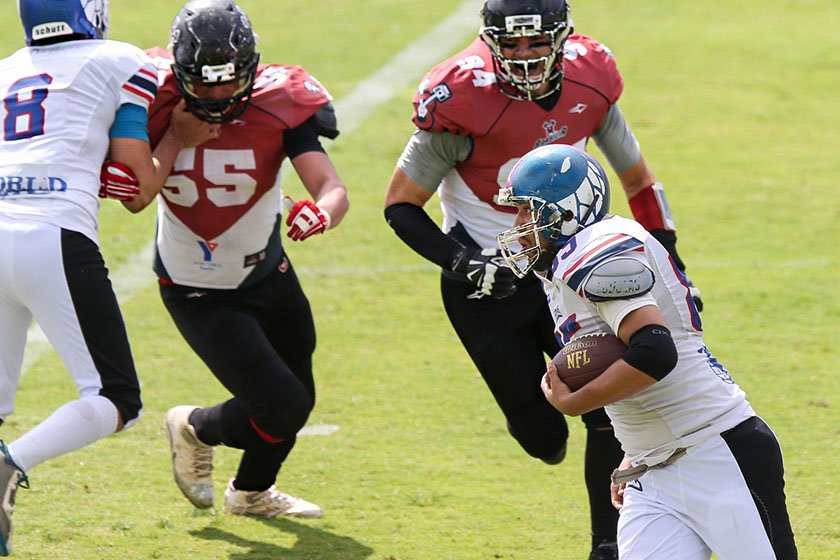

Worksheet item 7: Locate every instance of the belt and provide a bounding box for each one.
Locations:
[610,448,687,486]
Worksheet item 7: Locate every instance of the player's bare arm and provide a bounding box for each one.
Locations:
[384,168,435,208]
[615,156,657,199]
[290,151,350,228]
[108,101,218,212]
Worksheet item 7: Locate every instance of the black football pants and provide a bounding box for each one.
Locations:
[160,257,316,491]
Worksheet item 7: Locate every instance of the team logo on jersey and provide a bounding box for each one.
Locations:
[415,83,453,123]
[197,239,218,262]
[534,119,568,148]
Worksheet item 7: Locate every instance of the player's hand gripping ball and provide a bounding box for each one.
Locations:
[551,333,628,391]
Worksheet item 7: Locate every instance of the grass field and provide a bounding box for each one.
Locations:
[2,1,839,558]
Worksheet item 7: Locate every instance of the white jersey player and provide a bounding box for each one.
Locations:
[497,144,798,560]
[0,1,214,555]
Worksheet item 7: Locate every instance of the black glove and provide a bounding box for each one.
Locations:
[450,246,517,299]
[687,278,703,313]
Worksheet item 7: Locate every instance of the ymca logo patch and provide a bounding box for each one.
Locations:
[197,239,218,262]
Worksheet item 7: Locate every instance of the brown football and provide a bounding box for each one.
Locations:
[550,333,628,391]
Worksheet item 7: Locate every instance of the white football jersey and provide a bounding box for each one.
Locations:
[543,215,754,465]
[0,40,156,243]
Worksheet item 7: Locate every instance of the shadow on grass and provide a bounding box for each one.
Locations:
[191,518,374,560]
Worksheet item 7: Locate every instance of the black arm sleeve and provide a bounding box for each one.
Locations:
[622,324,678,381]
[384,202,465,270]
[650,228,686,272]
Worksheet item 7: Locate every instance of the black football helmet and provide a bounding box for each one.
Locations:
[479,0,573,101]
[169,0,260,123]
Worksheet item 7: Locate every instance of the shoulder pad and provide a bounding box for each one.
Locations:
[312,102,339,139]
[251,65,331,129]
[563,34,624,104]
[584,257,654,302]
[411,39,507,135]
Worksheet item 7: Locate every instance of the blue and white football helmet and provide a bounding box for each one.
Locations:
[496,144,610,276]
[18,0,109,46]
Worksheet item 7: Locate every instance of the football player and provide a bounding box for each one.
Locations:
[498,144,797,560]
[383,1,700,557]
[0,0,214,555]
[100,0,349,518]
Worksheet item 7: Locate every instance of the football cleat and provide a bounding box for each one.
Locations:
[163,406,214,509]
[0,441,29,557]
[222,480,323,518]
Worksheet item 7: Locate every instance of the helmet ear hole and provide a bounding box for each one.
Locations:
[543,203,573,225]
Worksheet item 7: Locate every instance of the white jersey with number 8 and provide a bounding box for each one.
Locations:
[0,39,156,243]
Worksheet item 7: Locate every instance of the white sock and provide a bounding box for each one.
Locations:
[7,395,119,473]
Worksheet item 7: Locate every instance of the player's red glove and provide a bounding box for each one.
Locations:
[283,196,330,241]
[99,162,140,201]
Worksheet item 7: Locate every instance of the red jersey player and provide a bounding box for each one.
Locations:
[384,1,699,558]
[102,0,349,519]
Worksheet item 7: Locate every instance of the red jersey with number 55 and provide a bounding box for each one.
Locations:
[411,35,622,249]
[146,48,331,289]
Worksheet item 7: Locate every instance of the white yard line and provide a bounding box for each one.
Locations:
[21,1,483,376]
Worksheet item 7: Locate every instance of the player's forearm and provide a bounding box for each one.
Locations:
[562,364,656,416]
[118,131,183,213]
[313,182,350,228]
[384,201,464,269]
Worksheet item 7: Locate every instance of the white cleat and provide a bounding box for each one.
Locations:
[222,480,323,518]
[0,441,28,557]
[163,406,214,509]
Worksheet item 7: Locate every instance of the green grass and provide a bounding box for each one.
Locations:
[2,0,839,558]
